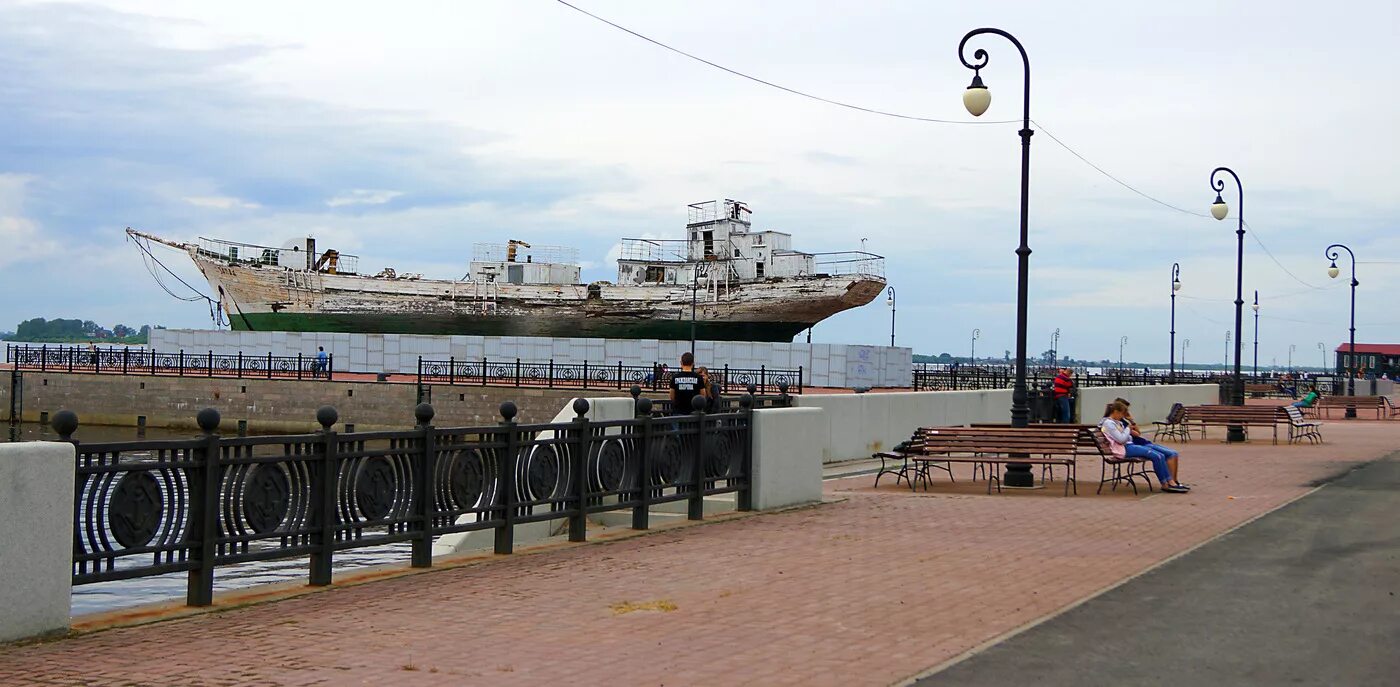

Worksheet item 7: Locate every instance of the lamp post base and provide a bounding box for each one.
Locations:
[1226,424,1247,443]
[1003,463,1035,487]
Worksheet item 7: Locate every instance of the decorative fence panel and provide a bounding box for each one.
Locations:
[417,356,803,395]
[54,396,754,607]
[6,344,332,381]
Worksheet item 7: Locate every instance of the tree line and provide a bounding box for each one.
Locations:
[0,318,157,343]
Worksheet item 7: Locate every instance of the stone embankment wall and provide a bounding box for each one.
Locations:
[2,372,627,432]
[0,441,73,643]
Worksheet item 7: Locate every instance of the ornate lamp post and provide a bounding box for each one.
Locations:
[886,287,897,347]
[1182,338,1191,371]
[1210,168,1248,442]
[1170,263,1181,382]
[1324,244,1359,418]
[970,328,980,364]
[1251,291,1259,379]
[1119,336,1128,369]
[959,28,1034,451]
[1051,327,1061,368]
[1224,330,1231,369]
[1317,342,1325,373]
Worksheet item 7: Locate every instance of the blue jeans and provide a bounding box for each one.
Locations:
[1125,443,1173,483]
[1055,396,1072,423]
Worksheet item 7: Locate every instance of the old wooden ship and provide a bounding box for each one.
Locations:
[127,200,885,342]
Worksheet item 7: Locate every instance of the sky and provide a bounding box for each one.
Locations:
[1,0,1396,366]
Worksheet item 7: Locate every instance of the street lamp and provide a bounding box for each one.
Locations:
[1317,342,1325,373]
[1288,343,1296,373]
[1224,330,1231,368]
[1051,327,1061,368]
[959,28,1035,455]
[1209,167,1247,442]
[1182,338,1191,371]
[1251,291,1259,379]
[1170,263,1181,382]
[1119,336,1128,369]
[886,287,897,348]
[689,268,709,354]
[971,328,980,364]
[1324,243,1359,418]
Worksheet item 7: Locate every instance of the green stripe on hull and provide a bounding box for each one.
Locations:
[231,312,811,342]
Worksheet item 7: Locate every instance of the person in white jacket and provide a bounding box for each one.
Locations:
[1099,400,1189,493]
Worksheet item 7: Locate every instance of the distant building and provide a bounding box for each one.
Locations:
[1335,343,1400,377]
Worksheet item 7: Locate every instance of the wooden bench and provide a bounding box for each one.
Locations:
[1385,396,1400,420]
[1244,383,1287,398]
[908,426,1079,496]
[1315,395,1388,420]
[1283,406,1323,444]
[1183,404,1286,444]
[1082,426,1159,495]
[1151,403,1191,443]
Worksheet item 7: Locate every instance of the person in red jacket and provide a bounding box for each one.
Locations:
[1052,368,1074,423]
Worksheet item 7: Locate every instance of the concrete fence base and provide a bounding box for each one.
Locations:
[0,442,75,643]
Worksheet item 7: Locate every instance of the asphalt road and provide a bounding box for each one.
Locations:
[916,455,1400,687]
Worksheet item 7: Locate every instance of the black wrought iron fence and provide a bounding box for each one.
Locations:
[416,356,803,395]
[53,395,753,607]
[5,344,333,381]
[911,365,1222,391]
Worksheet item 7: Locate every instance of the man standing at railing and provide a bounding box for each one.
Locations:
[314,346,328,378]
[1052,367,1074,423]
[670,352,703,414]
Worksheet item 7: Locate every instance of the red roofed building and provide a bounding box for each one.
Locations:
[1334,343,1400,377]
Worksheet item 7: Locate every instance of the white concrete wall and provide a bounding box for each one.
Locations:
[750,407,825,510]
[150,329,913,388]
[0,442,75,643]
[1076,384,1220,427]
[792,390,1014,463]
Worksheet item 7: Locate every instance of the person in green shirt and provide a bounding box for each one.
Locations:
[1292,385,1320,408]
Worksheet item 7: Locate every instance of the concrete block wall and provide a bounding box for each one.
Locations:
[0,442,75,643]
[150,330,914,388]
[750,407,825,509]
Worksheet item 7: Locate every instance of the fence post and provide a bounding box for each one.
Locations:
[481,357,487,387]
[494,402,519,555]
[94,347,101,374]
[723,364,730,393]
[760,366,766,394]
[617,361,624,390]
[411,403,436,568]
[568,398,589,543]
[178,349,185,377]
[309,406,338,586]
[207,350,214,377]
[583,359,589,390]
[446,356,454,386]
[738,393,754,511]
[514,358,521,387]
[297,353,303,380]
[68,345,74,373]
[798,365,804,393]
[187,408,222,606]
[122,347,129,375]
[689,396,706,521]
[548,359,554,389]
[237,351,243,378]
[40,345,46,372]
[151,348,158,376]
[632,395,653,530]
[266,351,273,379]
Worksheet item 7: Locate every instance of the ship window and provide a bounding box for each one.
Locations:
[734,248,740,257]
[703,231,714,258]
[645,266,666,283]
[756,261,765,277]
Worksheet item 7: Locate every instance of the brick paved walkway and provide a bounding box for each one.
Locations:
[2,422,1397,686]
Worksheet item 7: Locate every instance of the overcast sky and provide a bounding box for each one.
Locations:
[2,0,1396,365]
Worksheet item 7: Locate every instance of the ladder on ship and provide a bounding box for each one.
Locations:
[451,280,498,314]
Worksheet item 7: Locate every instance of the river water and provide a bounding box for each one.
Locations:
[7,421,415,616]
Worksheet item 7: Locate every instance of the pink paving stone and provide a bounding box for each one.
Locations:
[0,421,1397,686]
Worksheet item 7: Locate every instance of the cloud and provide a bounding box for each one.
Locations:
[183,195,262,210]
[0,174,60,268]
[325,189,403,207]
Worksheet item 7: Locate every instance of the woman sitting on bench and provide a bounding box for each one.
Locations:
[1292,385,1320,408]
[1100,400,1189,493]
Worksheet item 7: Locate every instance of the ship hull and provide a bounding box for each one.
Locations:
[229,312,811,341]
[187,249,883,343]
